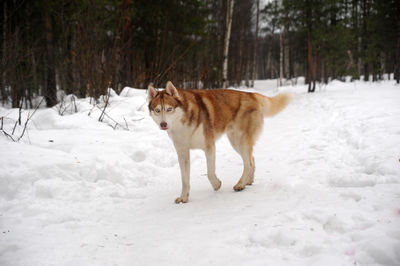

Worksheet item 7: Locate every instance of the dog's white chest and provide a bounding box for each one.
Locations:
[168,124,206,150]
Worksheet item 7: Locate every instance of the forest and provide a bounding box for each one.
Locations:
[0,0,399,108]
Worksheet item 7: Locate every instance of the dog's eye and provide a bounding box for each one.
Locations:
[166,107,173,112]
[155,108,161,113]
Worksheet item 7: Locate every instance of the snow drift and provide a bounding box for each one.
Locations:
[1,80,400,266]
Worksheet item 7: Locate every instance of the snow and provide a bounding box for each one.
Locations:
[1,80,400,266]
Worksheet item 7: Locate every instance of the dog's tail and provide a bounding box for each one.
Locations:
[258,92,293,117]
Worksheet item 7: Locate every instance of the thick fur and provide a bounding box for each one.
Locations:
[148,81,293,203]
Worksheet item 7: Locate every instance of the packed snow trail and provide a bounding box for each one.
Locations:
[1,80,399,266]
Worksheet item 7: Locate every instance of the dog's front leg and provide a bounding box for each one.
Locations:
[175,148,190,203]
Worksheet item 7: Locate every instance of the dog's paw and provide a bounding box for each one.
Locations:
[175,196,189,204]
[246,180,254,186]
[213,179,222,191]
[233,183,245,191]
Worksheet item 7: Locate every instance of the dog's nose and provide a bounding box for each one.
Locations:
[160,121,168,130]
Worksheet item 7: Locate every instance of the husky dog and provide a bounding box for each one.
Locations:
[148,81,292,203]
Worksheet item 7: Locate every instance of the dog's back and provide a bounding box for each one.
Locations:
[176,88,292,140]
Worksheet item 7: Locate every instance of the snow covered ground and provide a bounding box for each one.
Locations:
[1,80,400,266]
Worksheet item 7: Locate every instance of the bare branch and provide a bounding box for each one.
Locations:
[99,87,111,122]
[1,117,15,141]
[123,116,130,130]
[17,97,44,141]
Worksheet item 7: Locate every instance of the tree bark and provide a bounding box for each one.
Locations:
[266,36,273,79]
[315,45,321,82]
[307,32,315,92]
[29,49,37,108]
[284,31,290,80]
[45,12,57,107]
[279,33,284,86]
[1,1,7,104]
[11,28,20,108]
[395,3,400,83]
[357,36,362,78]
[306,3,315,93]
[71,22,80,95]
[380,52,385,80]
[222,0,235,89]
[251,0,260,88]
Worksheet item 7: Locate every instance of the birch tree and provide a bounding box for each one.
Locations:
[1,1,7,104]
[279,32,284,86]
[222,0,235,89]
[251,0,260,88]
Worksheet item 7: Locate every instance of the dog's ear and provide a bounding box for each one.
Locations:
[165,81,180,98]
[148,84,157,100]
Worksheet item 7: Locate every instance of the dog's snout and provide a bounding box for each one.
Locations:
[160,121,168,130]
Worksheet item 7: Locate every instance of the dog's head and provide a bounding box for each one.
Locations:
[148,81,182,131]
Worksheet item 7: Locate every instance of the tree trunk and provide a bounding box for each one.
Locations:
[238,34,243,85]
[11,27,20,108]
[222,0,234,89]
[71,22,80,95]
[380,52,385,80]
[307,32,315,92]
[347,50,354,71]
[266,37,272,79]
[306,3,315,92]
[315,46,321,82]
[362,0,369,82]
[395,6,400,83]
[30,50,37,107]
[245,61,249,87]
[284,31,290,80]
[1,1,7,104]
[251,0,260,88]
[45,12,57,107]
[357,36,362,78]
[113,0,131,92]
[364,62,369,81]
[279,32,284,86]
[114,34,121,92]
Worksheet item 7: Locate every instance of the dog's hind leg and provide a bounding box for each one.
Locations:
[227,131,254,191]
[234,141,254,191]
[228,111,262,191]
[247,156,255,185]
[205,144,222,191]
